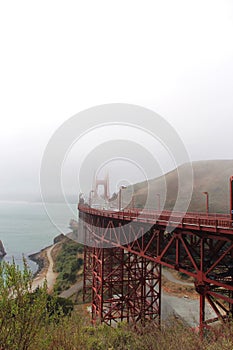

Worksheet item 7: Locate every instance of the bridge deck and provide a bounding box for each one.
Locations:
[79,204,233,333]
[79,205,233,235]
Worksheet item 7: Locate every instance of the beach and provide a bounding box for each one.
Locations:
[30,244,58,293]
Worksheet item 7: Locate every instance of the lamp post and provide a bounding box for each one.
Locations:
[118,185,127,211]
[230,176,233,221]
[89,190,95,207]
[156,193,161,212]
[202,191,209,216]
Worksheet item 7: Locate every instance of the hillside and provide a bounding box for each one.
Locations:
[126,160,233,214]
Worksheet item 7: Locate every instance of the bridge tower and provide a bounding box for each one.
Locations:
[93,173,110,201]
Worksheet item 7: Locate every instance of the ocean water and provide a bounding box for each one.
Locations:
[0,202,77,273]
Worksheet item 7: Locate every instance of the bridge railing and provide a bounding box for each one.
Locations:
[78,204,233,233]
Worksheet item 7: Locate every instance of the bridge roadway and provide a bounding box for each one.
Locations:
[79,204,233,335]
[81,206,233,235]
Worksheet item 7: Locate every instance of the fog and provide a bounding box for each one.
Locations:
[0,0,233,202]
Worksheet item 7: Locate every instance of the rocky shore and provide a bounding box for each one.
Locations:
[29,246,51,276]
[28,233,71,276]
[0,240,6,258]
[28,233,75,292]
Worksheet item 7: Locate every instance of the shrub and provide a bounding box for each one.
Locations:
[53,241,83,293]
[0,259,49,350]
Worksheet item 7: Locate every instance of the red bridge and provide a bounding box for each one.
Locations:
[79,179,233,335]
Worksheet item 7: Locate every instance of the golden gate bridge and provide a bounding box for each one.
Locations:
[78,176,233,336]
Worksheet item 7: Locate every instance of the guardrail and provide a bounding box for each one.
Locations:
[78,204,233,234]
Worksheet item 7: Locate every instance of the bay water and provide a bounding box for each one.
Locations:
[0,201,77,273]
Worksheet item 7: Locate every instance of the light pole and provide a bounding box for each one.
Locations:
[156,193,161,211]
[118,185,127,211]
[230,176,233,221]
[202,191,209,216]
[89,190,95,207]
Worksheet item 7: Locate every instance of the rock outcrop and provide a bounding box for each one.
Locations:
[53,233,66,244]
[0,240,6,258]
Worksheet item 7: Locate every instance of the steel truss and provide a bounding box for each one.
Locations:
[87,246,161,325]
[81,210,233,335]
[83,245,93,303]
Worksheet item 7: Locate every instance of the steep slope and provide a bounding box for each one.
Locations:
[128,160,233,214]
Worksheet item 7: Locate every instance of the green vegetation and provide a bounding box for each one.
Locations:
[2,260,233,349]
[54,240,83,293]
[0,259,72,350]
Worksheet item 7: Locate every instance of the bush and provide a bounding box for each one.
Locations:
[54,241,83,293]
[0,259,50,350]
[2,260,233,349]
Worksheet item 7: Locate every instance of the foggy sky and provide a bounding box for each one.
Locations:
[0,0,233,201]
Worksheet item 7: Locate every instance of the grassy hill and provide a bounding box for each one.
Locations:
[125,160,233,214]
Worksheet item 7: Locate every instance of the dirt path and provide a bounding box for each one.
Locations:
[162,268,193,286]
[46,245,58,292]
[31,244,58,293]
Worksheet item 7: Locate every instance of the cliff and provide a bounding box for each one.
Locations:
[0,240,6,258]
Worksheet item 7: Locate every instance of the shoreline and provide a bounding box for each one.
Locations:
[0,239,6,258]
[29,244,58,293]
[29,245,52,277]
[28,233,74,293]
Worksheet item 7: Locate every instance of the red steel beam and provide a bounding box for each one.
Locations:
[80,205,233,333]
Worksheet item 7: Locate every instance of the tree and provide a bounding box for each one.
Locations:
[0,259,49,350]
